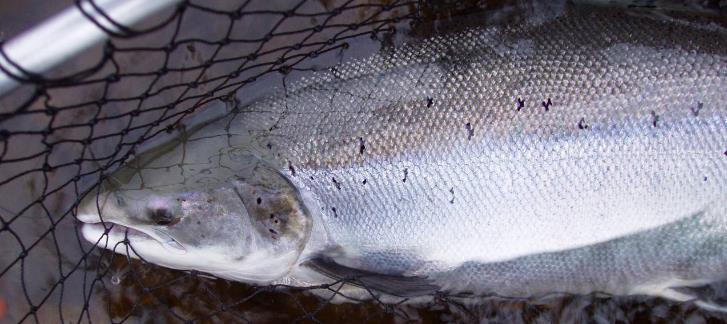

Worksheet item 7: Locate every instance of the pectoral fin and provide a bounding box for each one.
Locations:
[633,278,727,313]
[302,256,439,298]
[671,281,727,313]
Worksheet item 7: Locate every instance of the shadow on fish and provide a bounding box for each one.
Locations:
[77,6,727,312]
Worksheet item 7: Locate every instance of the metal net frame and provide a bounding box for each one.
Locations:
[2,0,727,323]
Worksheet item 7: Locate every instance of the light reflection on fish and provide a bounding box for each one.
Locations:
[77,7,727,310]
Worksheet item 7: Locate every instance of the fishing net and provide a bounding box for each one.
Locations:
[0,0,464,322]
[1,0,727,323]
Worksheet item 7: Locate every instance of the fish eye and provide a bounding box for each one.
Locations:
[149,207,175,225]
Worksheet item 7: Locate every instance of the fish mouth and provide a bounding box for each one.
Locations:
[79,220,154,249]
[77,211,151,247]
[78,214,187,255]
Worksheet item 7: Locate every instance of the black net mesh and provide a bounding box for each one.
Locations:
[1,0,727,323]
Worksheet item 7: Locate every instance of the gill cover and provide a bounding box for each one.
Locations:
[230,156,314,280]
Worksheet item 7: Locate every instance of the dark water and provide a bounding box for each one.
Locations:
[1,0,727,323]
[91,258,727,323]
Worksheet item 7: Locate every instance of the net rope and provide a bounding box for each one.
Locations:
[2,0,727,322]
[0,0,430,322]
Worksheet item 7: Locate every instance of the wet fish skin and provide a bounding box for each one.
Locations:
[245,9,727,298]
[78,8,727,305]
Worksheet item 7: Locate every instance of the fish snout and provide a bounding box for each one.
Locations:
[76,190,117,223]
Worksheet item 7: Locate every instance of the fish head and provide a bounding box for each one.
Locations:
[77,155,312,284]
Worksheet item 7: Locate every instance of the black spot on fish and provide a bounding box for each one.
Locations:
[269,229,278,235]
[542,98,552,111]
[516,98,525,111]
[359,137,365,155]
[449,187,455,204]
[465,122,474,140]
[288,162,296,176]
[309,176,314,180]
[651,111,660,128]
[691,102,703,116]
[266,143,273,150]
[270,214,274,219]
[578,118,589,130]
[704,176,708,182]
[257,197,262,205]
[362,179,367,185]
[332,177,341,190]
[403,168,408,183]
[427,97,433,108]
[332,207,338,218]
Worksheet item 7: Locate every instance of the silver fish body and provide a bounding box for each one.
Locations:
[244,10,727,298]
[79,8,727,305]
